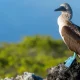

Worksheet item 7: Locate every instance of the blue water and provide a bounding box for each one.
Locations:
[0,0,80,42]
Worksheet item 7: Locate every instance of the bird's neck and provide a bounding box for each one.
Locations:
[58,12,72,27]
[57,12,72,37]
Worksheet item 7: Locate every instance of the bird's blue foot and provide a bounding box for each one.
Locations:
[64,52,76,68]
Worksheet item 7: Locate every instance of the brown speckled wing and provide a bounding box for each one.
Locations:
[61,22,80,55]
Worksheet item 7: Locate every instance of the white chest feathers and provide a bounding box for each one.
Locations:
[58,16,65,35]
[57,16,67,43]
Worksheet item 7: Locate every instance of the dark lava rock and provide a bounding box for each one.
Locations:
[47,59,80,80]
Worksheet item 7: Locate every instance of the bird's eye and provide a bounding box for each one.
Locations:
[61,6,66,11]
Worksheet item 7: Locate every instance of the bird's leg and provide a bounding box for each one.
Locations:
[64,52,77,67]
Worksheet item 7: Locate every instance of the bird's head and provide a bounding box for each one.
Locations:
[55,3,73,20]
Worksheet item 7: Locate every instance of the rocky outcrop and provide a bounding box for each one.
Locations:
[2,59,80,80]
[47,59,80,80]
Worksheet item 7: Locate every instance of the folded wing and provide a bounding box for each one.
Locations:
[61,23,80,55]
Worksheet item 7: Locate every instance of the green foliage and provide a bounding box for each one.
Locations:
[0,35,73,78]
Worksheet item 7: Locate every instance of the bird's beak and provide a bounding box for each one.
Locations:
[54,6,66,11]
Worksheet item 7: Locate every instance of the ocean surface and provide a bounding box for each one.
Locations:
[0,0,80,42]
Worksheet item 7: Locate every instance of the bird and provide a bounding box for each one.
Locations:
[54,3,80,67]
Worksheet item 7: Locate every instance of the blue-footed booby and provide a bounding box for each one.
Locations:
[55,3,80,67]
